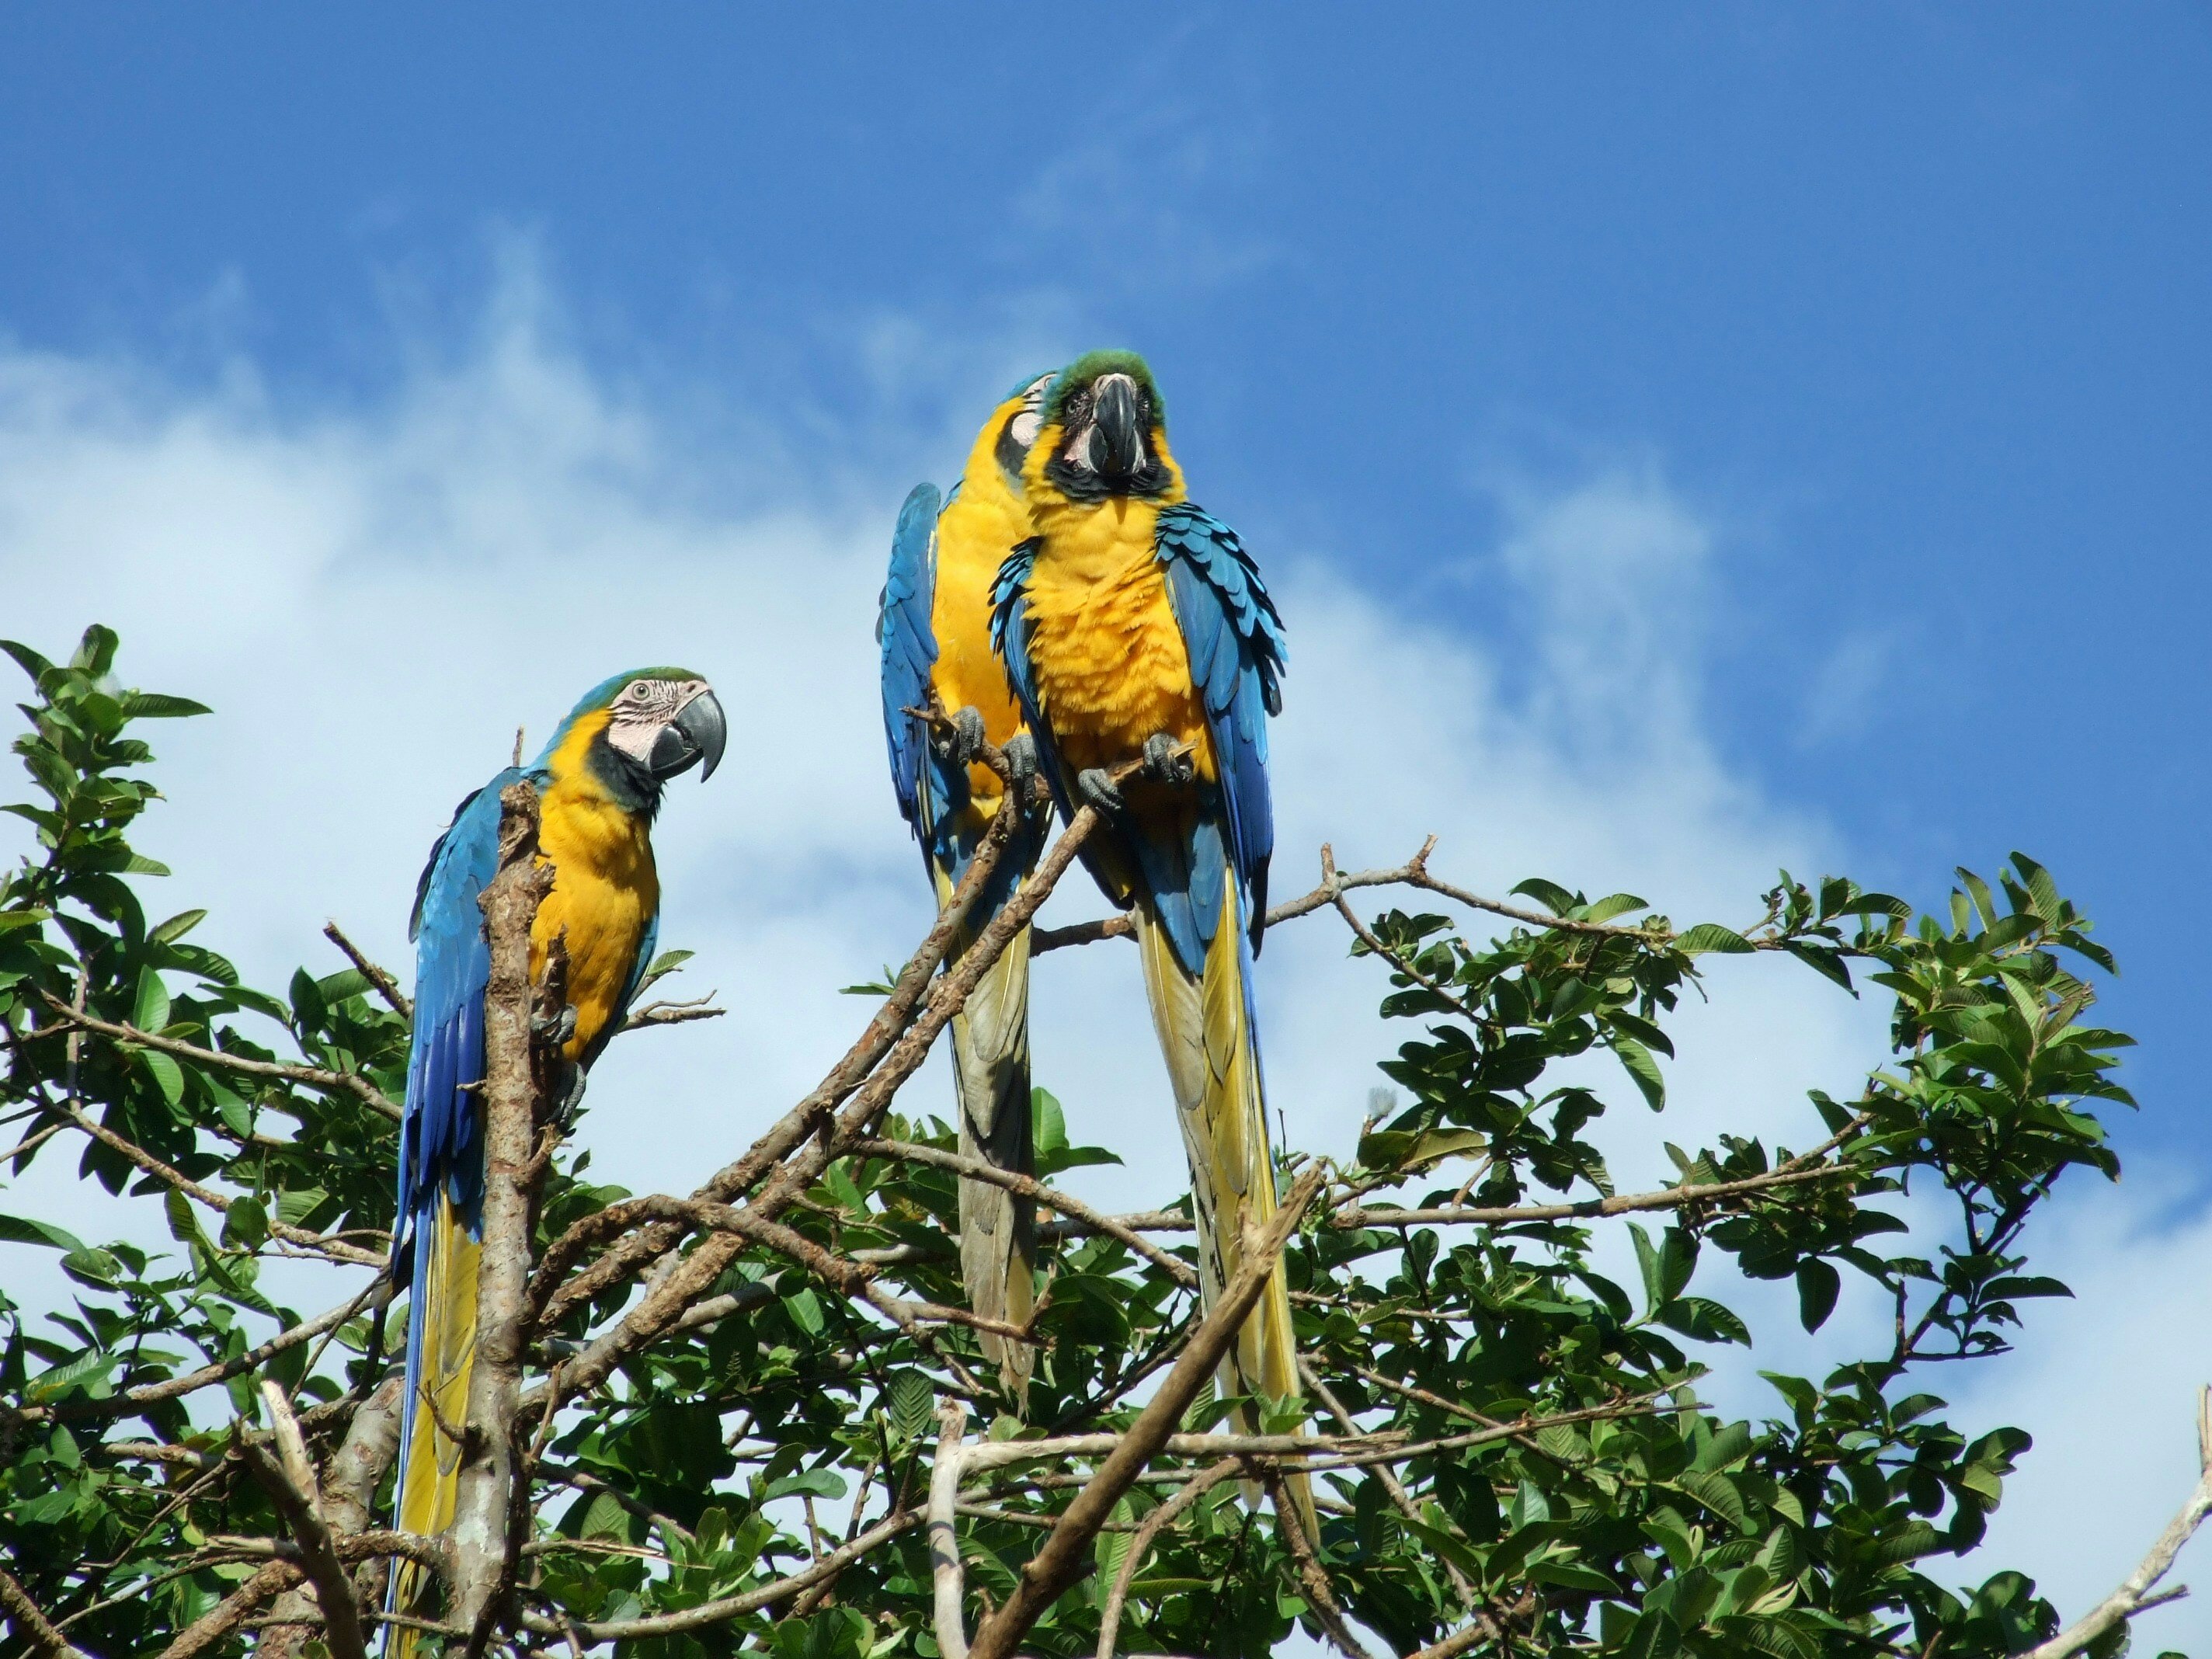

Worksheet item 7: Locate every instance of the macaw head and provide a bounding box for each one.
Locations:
[1034,350,1179,503]
[539,669,727,812]
[986,369,1063,486]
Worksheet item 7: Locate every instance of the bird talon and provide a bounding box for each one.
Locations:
[1002,732,1040,793]
[1076,767,1123,812]
[1143,733,1192,784]
[555,1063,588,1129]
[934,705,987,766]
[533,1003,579,1047]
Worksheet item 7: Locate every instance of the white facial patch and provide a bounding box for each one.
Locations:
[1009,408,1042,450]
[604,677,704,761]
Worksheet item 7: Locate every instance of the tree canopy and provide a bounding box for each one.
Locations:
[0,627,2186,1659]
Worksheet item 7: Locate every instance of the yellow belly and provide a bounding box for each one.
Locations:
[1023,498,1214,783]
[931,482,1031,820]
[534,785,659,1059]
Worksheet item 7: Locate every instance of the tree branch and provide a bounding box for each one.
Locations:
[2020,1386,2212,1659]
[853,1137,1201,1289]
[322,920,412,1020]
[1094,1456,1246,1659]
[236,1384,367,1659]
[39,993,402,1122]
[450,781,558,1654]
[0,1565,93,1659]
[965,1162,1329,1659]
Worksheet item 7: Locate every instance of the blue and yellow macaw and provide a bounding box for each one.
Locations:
[879,370,1057,1390]
[989,352,1306,1513]
[387,669,725,1648]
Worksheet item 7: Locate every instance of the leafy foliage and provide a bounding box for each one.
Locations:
[0,628,2154,1659]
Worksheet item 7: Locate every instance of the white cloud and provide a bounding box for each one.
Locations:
[0,266,2201,1647]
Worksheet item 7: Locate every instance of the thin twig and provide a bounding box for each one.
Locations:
[39,993,402,1122]
[965,1163,1330,1659]
[854,1138,1200,1289]
[2020,1386,2212,1659]
[322,920,412,1020]
[1095,1457,1246,1659]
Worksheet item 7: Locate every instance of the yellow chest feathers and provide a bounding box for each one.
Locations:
[532,781,659,1061]
[1022,499,1212,779]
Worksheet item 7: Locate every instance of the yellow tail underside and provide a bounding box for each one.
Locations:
[391,1196,479,1650]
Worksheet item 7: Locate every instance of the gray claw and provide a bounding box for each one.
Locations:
[934,705,987,765]
[1076,767,1124,812]
[533,1004,579,1047]
[555,1063,588,1129]
[1002,732,1039,791]
[1143,733,1191,784]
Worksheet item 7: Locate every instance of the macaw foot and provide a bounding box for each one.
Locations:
[1002,732,1039,796]
[1143,732,1195,785]
[555,1062,589,1130]
[933,705,987,766]
[533,1003,579,1048]
[1076,767,1124,813]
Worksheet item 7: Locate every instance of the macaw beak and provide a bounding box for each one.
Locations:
[649,687,727,782]
[1092,373,1146,486]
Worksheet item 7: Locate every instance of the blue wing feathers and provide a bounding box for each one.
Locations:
[878,483,941,836]
[1156,503,1285,962]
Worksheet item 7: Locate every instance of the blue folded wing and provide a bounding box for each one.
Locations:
[1156,503,1286,955]
[878,483,942,838]
[395,774,517,1264]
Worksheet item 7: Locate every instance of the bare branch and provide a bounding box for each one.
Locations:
[2021,1386,2212,1659]
[854,1137,1201,1289]
[322,920,412,1019]
[1095,1457,1245,1659]
[535,784,1103,1411]
[1266,1466,1379,1659]
[617,995,725,1031]
[0,1564,94,1659]
[13,1076,385,1267]
[19,1277,390,1427]
[514,1508,923,1642]
[237,1386,367,1659]
[40,993,402,1122]
[1334,1160,1860,1229]
[965,1162,1329,1659]
[930,1400,973,1659]
[450,781,558,1654]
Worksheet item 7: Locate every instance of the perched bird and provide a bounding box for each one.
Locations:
[387,669,725,1648]
[878,369,1057,1391]
[989,352,1306,1515]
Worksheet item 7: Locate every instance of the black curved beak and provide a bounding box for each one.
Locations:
[649,688,727,782]
[1093,373,1146,486]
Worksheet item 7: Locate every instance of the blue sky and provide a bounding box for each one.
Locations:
[3,5,2210,1640]
[5,9,2205,1152]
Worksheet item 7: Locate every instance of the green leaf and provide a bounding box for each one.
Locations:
[1032,1088,1067,1160]
[0,638,55,683]
[1678,923,1755,955]
[1614,1036,1666,1111]
[1796,1260,1841,1332]
[141,1050,186,1105]
[134,966,171,1033]
[0,1212,87,1252]
[784,1288,826,1337]
[761,1467,848,1503]
[1510,878,1577,916]
[887,1371,934,1445]
[288,966,326,1033]
[150,909,208,945]
[221,1195,269,1251]
[118,692,211,720]
[1678,1469,1750,1532]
